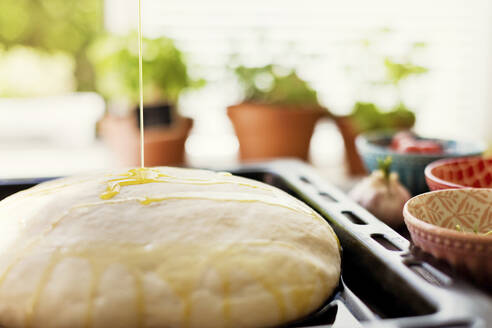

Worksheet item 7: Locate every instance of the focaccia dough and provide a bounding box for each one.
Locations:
[0,167,340,328]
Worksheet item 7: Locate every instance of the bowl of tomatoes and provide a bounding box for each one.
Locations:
[356,130,484,195]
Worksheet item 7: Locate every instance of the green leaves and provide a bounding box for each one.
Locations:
[350,102,415,132]
[234,64,319,107]
[0,0,32,43]
[0,0,103,54]
[350,56,424,132]
[385,103,417,129]
[377,156,393,181]
[351,102,383,132]
[348,30,428,127]
[0,0,103,90]
[88,32,200,105]
[383,57,428,86]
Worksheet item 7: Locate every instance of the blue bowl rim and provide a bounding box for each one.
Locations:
[356,130,485,159]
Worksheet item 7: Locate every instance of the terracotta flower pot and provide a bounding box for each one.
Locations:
[333,116,367,176]
[227,103,323,161]
[100,114,193,167]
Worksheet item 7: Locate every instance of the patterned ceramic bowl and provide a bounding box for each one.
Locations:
[425,156,492,190]
[356,131,484,195]
[403,188,492,283]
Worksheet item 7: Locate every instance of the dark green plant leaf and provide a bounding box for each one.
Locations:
[351,101,415,132]
[234,64,319,107]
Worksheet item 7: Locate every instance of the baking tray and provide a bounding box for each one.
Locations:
[0,160,491,328]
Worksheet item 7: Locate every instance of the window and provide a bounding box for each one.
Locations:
[105,0,492,155]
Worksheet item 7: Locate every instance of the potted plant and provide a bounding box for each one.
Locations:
[335,102,416,175]
[335,37,428,175]
[228,64,324,161]
[88,32,202,166]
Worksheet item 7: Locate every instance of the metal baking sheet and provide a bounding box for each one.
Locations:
[0,160,490,327]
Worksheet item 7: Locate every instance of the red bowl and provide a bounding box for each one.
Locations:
[425,156,492,191]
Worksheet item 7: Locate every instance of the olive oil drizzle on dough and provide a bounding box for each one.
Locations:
[100,168,164,200]
[99,167,274,200]
[138,192,315,217]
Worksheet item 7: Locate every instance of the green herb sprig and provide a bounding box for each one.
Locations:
[377,156,393,182]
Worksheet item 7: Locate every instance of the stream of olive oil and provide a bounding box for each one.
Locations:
[138,0,145,168]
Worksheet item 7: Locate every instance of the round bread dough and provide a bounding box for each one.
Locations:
[0,167,340,328]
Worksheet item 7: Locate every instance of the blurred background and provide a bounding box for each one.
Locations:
[1,0,491,184]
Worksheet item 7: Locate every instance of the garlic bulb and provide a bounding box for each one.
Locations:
[349,158,411,228]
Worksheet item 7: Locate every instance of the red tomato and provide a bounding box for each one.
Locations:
[390,132,443,154]
[416,140,443,154]
[391,131,415,150]
[397,139,421,153]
